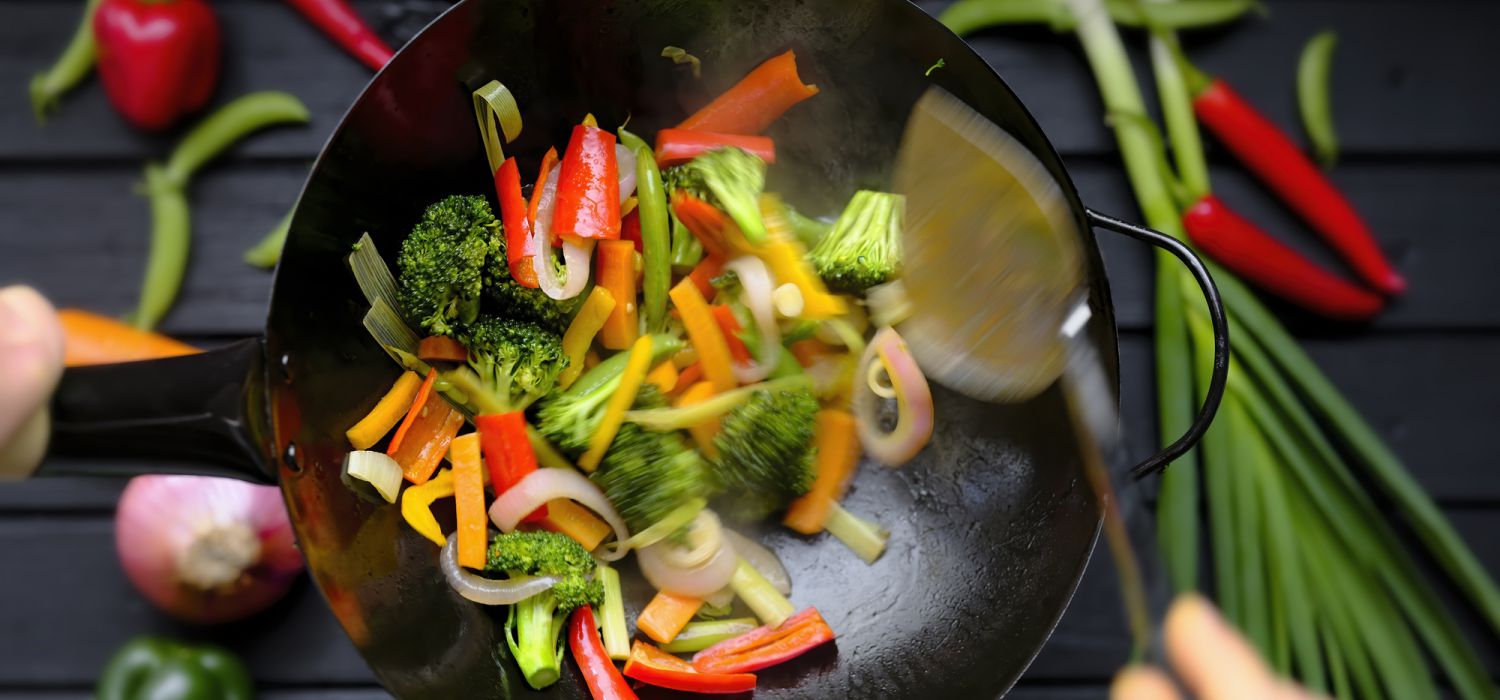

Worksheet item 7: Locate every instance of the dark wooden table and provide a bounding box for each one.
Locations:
[3,0,1497,697]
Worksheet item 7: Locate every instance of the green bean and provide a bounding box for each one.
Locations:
[634,145,671,333]
[939,0,1260,36]
[162,92,310,188]
[243,210,293,269]
[29,0,101,122]
[1298,31,1340,167]
[616,127,650,154]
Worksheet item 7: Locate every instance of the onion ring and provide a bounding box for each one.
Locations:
[853,326,935,467]
[489,469,631,560]
[442,535,558,605]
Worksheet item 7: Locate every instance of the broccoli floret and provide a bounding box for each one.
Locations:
[666,148,768,243]
[808,190,905,293]
[534,336,682,453]
[396,194,502,336]
[591,386,709,533]
[486,531,603,689]
[487,278,584,332]
[457,316,567,413]
[711,387,820,520]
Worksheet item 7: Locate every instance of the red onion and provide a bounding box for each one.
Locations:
[490,468,630,560]
[637,514,738,598]
[854,327,935,467]
[115,475,303,624]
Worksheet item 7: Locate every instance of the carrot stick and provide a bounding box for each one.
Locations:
[675,381,722,459]
[559,286,616,390]
[58,308,199,366]
[540,499,613,551]
[346,370,423,450]
[450,432,487,569]
[670,279,736,393]
[597,239,640,350]
[579,334,655,472]
[784,410,860,534]
[387,368,438,455]
[637,591,705,644]
[710,305,752,365]
[646,361,679,393]
[678,50,820,135]
[392,396,464,484]
[686,255,725,300]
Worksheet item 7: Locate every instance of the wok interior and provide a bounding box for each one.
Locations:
[266,0,1114,696]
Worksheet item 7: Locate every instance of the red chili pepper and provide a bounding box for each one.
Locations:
[93,0,220,131]
[553,125,621,241]
[281,0,393,71]
[624,640,757,694]
[568,607,638,700]
[1184,195,1384,321]
[692,607,835,675]
[654,129,777,167]
[475,412,546,522]
[495,157,540,287]
[620,210,643,253]
[1192,79,1405,296]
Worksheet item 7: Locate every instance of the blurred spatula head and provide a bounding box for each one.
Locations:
[893,88,1086,403]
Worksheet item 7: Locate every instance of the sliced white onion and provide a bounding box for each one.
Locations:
[533,168,560,239]
[725,256,780,383]
[489,469,631,560]
[853,327,935,467]
[344,450,403,503]
[534,235,595,301]
[638,532,738,597]
[723,530,790,596]
[703,586,736,610]
[616,144,638,204]
[661,511,724,569]
[866,360,898,400]
[442,535,558,605]
[772,283,804,318]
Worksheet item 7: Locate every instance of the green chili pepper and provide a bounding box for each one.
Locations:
[243,209,293,269]
[132,92,309,329]
[96,637,253,700]
[634,144,671,332]
[1297,30,1340,167]
[29,0,102,122]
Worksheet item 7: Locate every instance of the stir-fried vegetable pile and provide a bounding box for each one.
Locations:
[340,50,937,697]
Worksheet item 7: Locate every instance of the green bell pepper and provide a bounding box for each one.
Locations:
[96,637,253,700]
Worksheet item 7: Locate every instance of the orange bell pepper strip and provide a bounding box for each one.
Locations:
[476,411,546,522]
[670,362,704,397]
[346,370,423,450]
[554,124,621,240]
[686,255,725,300]
[645,361,679,393]
[677,49,820,135]
[596,240,640,350]
[401,467,454,546]
[675,381,722,459]
[387,368,438,455]
[625,640,757,694]
[579,334,654,472]
[496,156,540,287]
[783,410,860,534]
[559,286,616,390]
[539,499,612,551]
[692,607,836,675]
[450,432,487,569]
[710,305,752,366]
[57,309,198,366]
[637,591,705,644]
[669,278,736,393]
[654,129,776,166]
[390,393,464,484]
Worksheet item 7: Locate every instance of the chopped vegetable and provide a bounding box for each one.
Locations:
[554,124,621,241]
[823,502,889,564]
[346,370,423,450]
[1297,30,1340,167]
[476,411,544,522]
[784,409,860,534]
[675,381,723,459]
[634,144,673,333]
[401,468,455,546]
[539,499,612,551]
[807,190,904,293]
[711,305,753,366]
[396,194,500,336]
[58,309,199,366]
[655,129,776,166]
[594,393,711,534]
[472,80,522,172]
[496,156,540,287]
[646,361,680,393]
[558,286,616,389]
[672,193,736,259]
[528,147,560,226]
[852,327,933,467]
[450,433,488,569]
[758,198,847,318]
[661,45,702,78]
[387,368,437,454]
[692,606,834,674]
[597,563,631,661]
[637,591,705,644]
[568,607,639,700]
[344,451,404,503]
[662,618,760,653]
[677,49,819,135]
[489,469,631,562]
[456,316,568,413]
[671,278,737,393]
[625,640,757,694]
[687,255,726,299]
[389,389,464,483]
[596,240,640,349]
[673,148,769,243]
[711,385,819,520]
[489,531,604,689]
[580,334,655,472]
[536,334,684,453]
[417,335,468,363]
[728,558,795,627]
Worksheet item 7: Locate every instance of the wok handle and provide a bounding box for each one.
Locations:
[42,338,276,483]
[1084,208,1230,479]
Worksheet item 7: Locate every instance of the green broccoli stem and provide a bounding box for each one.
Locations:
[507,591,566,690]
[624,375,810,432]
[596,564,631,661]
[823,502,889,564]
[729,558,795,628]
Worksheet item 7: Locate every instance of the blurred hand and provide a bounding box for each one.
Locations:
[1112,594,1321,700]
[0,286,64,480]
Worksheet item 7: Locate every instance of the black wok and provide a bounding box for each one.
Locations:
[45,0,1229,697]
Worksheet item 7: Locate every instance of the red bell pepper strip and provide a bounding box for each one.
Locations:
[692,607,835,675]
[710,305,753,365]
[93,0,220,131]
[281,0,393,71]
[1184,195,1383,321]
[678,49,820,135]
[496,157,540,287]
[568,607,638,700]
[624,640,757,694]
[620,210,643,253]
[1192,78,1405,296]
[654,129,777,167]
[476,412,546,521]
[553,125,621,241]
[672,194,733,260]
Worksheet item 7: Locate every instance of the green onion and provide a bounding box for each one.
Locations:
[661,618,759,653]
[823,502,889,564]
[349,233,404,315]
[363,300,421,364]
[343,450,404,503]
[1297,31,1340,167]
[472,80,522,174]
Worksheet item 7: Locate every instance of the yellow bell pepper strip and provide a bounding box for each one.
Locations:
[401,468,455,546]
[637,591,704,644]
[391,392,465,484]
[784,410,861,534]
[646,361,679,393]
[596,239,640,350]
[539,499,612,551]
[670,278,736,393]
[346,370,423,449]
[675,381,722,459]
[579,334,654,472]
[558,286,616,390]
[450,433,488,569]
[757,197,846,319]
